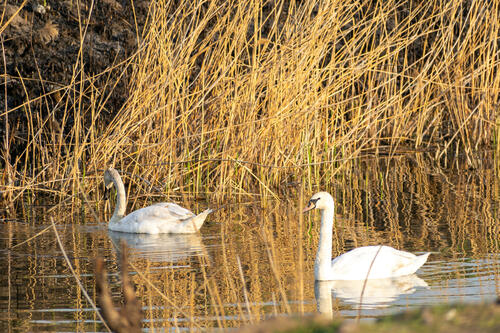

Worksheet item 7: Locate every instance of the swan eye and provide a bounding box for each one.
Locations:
[309,198,320,208]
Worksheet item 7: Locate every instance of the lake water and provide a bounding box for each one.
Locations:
[1,155,499,331]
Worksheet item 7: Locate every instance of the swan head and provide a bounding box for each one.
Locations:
[103,168,120,199]
[303,191,334,212]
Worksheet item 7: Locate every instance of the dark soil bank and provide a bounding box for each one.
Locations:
[1,0,148,158]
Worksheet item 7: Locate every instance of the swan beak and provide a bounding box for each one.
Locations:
[103,187,110,200]
[303,201,315,213]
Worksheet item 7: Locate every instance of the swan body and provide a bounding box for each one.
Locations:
[104,168,212,234]
[304,191,430,281]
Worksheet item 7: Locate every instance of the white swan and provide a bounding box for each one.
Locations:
[303,192,430,280]
[104,168,213,234]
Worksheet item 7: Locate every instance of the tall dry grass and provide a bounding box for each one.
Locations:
[1,0,498,207]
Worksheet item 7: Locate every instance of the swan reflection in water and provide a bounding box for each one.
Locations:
[315,274,429,317]
[108,231,209,263]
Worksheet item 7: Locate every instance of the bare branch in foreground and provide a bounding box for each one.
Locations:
[95,242,142,333]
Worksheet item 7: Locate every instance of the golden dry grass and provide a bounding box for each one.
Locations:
[1,0,499,208]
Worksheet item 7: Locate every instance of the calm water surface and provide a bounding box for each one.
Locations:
[1,156,499,331]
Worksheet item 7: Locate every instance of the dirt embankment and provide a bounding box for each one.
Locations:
[1,0,149,159]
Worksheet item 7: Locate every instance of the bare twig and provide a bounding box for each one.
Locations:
[357,245,383,321]
[50,217,112,332]
[10,224,52,249]
[236,255,254,324]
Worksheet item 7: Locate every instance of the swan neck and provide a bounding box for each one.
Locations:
[315,205,334,280]
[110,173,127,222]
[315,281,333,319]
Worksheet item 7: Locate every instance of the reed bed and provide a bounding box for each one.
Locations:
[1,0,498,208]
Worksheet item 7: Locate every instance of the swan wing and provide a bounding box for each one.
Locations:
[124,203,194,221]
[109,203,204,234]
[331,246,429,280]
[151,202,196,220]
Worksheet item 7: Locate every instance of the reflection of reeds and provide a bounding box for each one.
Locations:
[3,154,499,331]
[2,0,498,206]
[95,242,142,333]
[50,217,111,332]
[336,153,499,255]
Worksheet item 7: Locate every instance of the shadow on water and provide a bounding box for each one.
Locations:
[0,153,499,331]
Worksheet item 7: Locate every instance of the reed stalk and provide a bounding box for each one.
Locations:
[1,0,498,212]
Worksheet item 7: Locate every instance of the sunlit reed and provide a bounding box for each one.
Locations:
[1,0,498,207]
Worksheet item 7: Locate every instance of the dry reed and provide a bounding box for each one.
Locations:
[0,0,498,208]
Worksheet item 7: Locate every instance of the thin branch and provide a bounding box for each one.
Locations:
[50,217,112,332]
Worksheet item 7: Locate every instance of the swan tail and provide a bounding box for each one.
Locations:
[188,208,213,231]
[395,252,430,276]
